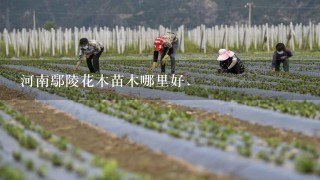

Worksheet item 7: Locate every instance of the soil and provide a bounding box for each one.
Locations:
[0,85,227,180]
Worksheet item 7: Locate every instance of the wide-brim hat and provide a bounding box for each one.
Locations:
[217,49,235,61]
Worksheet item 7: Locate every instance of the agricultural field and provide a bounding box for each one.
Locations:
[0,51,320,180]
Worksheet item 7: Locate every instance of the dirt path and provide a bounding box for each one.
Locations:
[0,85,227,180]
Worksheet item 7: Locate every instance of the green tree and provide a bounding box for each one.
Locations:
[43,21,56,30]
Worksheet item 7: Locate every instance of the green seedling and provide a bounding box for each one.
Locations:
[279,145,290,156]
[295,153,316,174]
[217,141,227,150]
[237,145,251,157]
[242,134,252,146]
[274,156,284,166]
[75,165,86,177]
[90,155,112,168]
[286,151,297,160]
[56,137,68,151]
[65,159,74,171]
[0,165,22,180]
[98,160,122,180]
[267,138,281,148]
[256,151,271,162]
[12,150,22,161]
[20,135,38,150]
[37,148,51,160]
[39,128,52,140]
[51,154,63,166]
[71,147,81,158]
[37,164,47,178]
[24,159,34,171]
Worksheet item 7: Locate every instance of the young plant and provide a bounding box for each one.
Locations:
[20,135,38,150]
[267,138,281,148]
[56,137,68,151]
[37,148,51,160]
[294,153,316,174]
[274,155,284,166]
[91,155,108,167]
[286,150,297,160]
[98,160,122,180]
[38,128,52,140]
[0,165,22,180]
[51,154,63,166]
[64,159,74,171]
[237,145,251,157]
[12,150,22,161]
[24,159,34,171]
[71,147,82,159]
[75,165,86,177]
[256,151,271,162]
[36,163,47,178]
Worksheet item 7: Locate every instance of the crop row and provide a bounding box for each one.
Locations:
[126,62,319,86]
[23,60,319,97]
[63,60,319,96]
[0,101,127,180]
[120,65,320,97]
[0,68,320,175]
[48,62,320,118]
[4,62,319,119]
[6,60,318,86]
[192,76,320,97]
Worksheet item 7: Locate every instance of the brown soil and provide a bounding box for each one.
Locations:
[0,85,228,180]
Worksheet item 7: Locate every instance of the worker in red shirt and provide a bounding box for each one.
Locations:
[149,32,179,75]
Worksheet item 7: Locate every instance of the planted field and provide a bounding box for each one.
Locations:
[0,53,319,179]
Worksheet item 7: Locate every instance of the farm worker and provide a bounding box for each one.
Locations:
[216,49,245,74]
[272,43,292,72]
[149,32,179,75]
[74,38,104,74]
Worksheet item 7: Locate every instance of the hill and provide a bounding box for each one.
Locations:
[0,0,319,30]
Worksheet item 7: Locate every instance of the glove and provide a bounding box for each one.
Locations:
[73,67,78,74]
[161,54,169,65]
[148,62,159,73]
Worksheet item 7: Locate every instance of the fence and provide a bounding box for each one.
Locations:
[1,23,319,57]
[188,22,320,52]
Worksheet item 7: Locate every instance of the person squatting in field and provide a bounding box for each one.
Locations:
[74,38,104,74]
[216,49,245,74]
[272,43,293,72]
[149,32,179,75]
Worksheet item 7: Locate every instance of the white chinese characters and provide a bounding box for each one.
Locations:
[21,74,185,88]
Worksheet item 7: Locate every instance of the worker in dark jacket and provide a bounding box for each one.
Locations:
[272,43,293,72]
[74,38,104,74]
[217,49,245,74]
[149,32,179,75]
